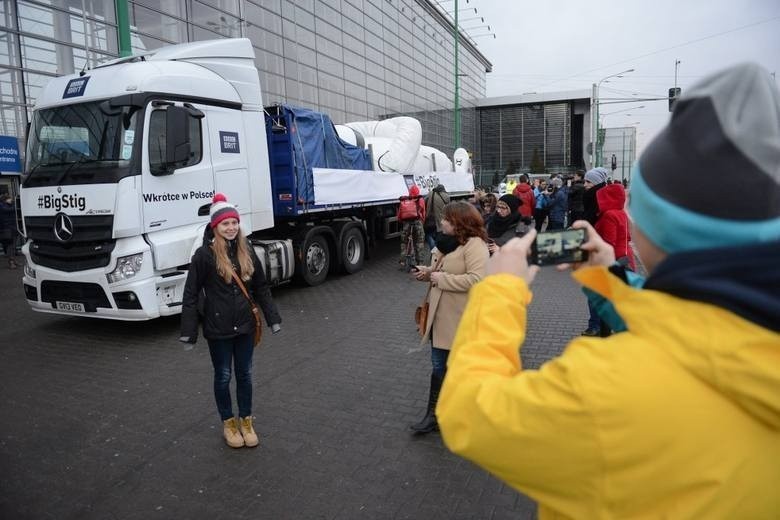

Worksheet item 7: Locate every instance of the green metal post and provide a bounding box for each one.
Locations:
[115,0,132,57]
[454,0,461,150]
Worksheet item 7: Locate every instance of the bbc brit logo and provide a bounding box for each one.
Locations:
[219,131,240,154]
[63,77,90,99]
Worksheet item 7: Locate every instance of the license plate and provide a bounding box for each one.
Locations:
[56,301,85,312]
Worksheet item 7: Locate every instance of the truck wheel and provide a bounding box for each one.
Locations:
[340,226,365,274]
[298,233,330,286]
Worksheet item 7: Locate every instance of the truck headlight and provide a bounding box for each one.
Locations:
[107,253,144,284]
[24,260,36,279]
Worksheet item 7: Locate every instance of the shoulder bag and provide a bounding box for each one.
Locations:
[230,270,263,347]
[414,256,445,336]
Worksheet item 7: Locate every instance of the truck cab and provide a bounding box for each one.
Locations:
[21,39,273,319]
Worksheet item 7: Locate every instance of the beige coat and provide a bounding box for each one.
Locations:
[421,236,489,349]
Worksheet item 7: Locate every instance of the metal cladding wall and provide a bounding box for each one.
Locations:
[477,102,579,182]
[1,0,491,163]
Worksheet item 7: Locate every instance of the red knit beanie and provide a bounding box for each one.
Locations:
[209,193,240,228]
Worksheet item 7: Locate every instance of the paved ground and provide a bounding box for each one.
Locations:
[0,240,589,520]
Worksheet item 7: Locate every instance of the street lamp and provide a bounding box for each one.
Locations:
[592,68,634,167]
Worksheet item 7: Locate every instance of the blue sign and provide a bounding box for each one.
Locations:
[0,136,21,174]
[63,76,90,98]
[219,131,240,153]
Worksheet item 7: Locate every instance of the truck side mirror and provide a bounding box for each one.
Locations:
[165,105,191,168]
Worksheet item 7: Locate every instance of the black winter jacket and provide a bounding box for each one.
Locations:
[180,239,281,342]
[583,181,607,225]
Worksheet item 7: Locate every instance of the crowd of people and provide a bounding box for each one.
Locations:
[174,62,778,518]
[434,62,779,518]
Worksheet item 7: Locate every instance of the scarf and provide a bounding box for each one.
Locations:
[435,233,460,255]
[487,212,521,239]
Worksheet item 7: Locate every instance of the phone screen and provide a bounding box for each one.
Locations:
[531,229,588,266]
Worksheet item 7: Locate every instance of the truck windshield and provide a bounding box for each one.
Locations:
[24,100,139,187]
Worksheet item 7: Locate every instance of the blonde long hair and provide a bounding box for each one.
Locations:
[211,229,255,283]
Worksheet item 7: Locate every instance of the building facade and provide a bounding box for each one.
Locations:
[474,90,593,187]
[0,0,491,170]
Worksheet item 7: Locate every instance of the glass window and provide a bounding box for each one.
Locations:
[244,2,281,35]
[0,68,24,105]
[299,82,318,106]
[190,1,242,37]
[148,107,202,175]
[210,0,239,16]
[130,31,170,54]
[25,100,139,186]
[248,0,281,12]
[314,2,340,29]
[189,23,222,42]
[0,32,21,68]
[28,0,116,23]
[129,3,187,44]
[22,70,51,107]
[246,24,283,55]
[0,103,27,144]
[132,0,186,19]
[290,6,314,31]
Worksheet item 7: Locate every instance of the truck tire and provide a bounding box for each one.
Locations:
[340,225,365,274]
[297,233,330,286]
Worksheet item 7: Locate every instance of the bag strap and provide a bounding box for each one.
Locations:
[230,270,258,310]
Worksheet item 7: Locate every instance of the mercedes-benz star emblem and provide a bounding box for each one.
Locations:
[54,212,74,242]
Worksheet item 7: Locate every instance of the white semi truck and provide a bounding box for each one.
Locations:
[19,38,474,320]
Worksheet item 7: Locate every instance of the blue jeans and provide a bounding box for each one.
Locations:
[546,220,565,231]
[424,230,437,251]
[207,334,254,421]
[431,346,449,379]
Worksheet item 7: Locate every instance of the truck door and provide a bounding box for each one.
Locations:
[141,100,215,269]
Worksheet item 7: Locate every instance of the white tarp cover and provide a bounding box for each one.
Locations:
[312,168,474,205]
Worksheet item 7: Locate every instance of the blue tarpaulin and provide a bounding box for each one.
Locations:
[282,105,372,204]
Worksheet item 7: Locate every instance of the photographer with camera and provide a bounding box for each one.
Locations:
[543,177,568,231]
[436,63,780,519]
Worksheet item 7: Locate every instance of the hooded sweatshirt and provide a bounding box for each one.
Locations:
[437,242,780,519]
[595,183,635,270]
[512,183,535,218]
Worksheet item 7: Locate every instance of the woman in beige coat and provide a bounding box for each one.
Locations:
[411,201,489,434]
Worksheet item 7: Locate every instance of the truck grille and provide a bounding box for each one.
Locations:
[25,215,115,272]
[40,281,111,311]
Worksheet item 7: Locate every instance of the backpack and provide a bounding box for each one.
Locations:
[398,196,420,221]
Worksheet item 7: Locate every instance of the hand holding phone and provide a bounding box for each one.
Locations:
[530,229,588,266]
[486,230,539,284]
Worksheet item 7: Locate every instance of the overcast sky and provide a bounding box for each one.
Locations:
[461,0,780,154]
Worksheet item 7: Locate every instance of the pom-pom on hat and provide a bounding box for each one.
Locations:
[209,193,240,228]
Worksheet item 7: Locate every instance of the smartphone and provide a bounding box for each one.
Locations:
[530,228,588,266]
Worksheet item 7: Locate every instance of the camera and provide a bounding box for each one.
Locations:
[530,229,588,266]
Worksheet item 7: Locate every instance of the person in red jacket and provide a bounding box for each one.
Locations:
[512,174,536,224]
[397,184,427,269]
[594,183,635,271]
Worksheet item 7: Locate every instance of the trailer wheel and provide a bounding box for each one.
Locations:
[340,226,365,274]
[298,233,330,286]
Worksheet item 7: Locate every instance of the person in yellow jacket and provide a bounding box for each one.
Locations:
[437,63,780,519]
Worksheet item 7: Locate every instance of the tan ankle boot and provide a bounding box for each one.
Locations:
[239,416,259,448]
[222,418,244,448]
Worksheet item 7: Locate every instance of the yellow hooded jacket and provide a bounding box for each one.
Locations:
[438,268,780,519]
